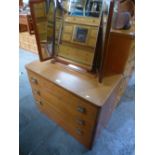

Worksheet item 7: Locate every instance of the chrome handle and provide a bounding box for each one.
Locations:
[31,77,38,84]
[76,128,83,135]
[34,90,40,96]
[36,100,43,106]
[76,119,85,126]
[77,106,86,113]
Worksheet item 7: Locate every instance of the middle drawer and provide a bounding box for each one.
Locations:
[32,87,97,131]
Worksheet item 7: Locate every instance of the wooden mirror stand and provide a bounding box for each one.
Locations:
[29,0,119,83]
[25,0,135,149]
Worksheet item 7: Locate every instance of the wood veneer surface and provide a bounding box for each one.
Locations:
[26,60,122,107]
[111,23,135,39]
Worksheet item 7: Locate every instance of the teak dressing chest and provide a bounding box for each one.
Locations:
[26,0,135,149]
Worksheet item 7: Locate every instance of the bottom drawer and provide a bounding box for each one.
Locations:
[34,96,94,148]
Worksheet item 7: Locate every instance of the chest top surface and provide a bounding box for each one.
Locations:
[26,60,122,107]
[111,23,135,39]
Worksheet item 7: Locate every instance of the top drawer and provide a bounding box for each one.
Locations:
[27,70,99,121]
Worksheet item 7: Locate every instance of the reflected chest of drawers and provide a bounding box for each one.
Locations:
[26,60,123,149]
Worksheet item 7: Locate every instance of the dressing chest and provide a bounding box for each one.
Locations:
[26,0,135,149]
[26,60,122,148]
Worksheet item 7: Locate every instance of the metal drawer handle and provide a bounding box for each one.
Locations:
[34,90,40,96]
[36,100,43,106]
[76,128,83,135]
[76,119,85,126]
[77,106,86,113]
[31,77,38,84]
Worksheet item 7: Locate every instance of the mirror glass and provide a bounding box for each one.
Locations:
[54,0,104,70]
[61,0,103,17]
[30,0,55,60]
[30,0,109,70]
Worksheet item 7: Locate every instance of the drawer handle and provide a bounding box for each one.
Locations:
[36,100,43,106]
[76,119,85,126]
[76,128,83,135]
[31,77,38,84]
[34,90,40,96]
[77,106,86,113]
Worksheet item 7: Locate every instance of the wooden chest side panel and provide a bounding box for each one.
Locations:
[94,79,123,140]
[104,31,135,76]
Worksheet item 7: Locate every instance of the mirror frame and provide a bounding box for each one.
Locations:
[98,0,115,82]
[29,0,57,61]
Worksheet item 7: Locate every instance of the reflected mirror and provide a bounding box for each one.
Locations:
[30,0,112,71]
[59,0,103,17]
[30,0,56,61]
[54,0,104,70]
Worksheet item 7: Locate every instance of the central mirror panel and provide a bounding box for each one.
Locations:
[56,16,101,70]
[55,0,103,70]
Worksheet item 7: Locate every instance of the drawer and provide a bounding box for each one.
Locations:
[33,90,96,135]
[34,96,94,148]
[28,71,41,87]
[41,81,98,120]
[32,87,96,128]
[27,70,99,121]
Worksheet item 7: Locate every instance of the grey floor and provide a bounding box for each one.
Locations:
[19,48,135,155]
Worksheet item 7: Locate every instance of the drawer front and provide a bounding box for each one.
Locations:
[34,95,94,148]
[32,87,96,129]
[27,70,98,147]
[28,71,98,122]
[41,79,98,121]
[27,70,43,88]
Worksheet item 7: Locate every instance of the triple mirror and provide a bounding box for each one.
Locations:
[30,0,111,71]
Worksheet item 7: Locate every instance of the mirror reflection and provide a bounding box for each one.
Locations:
[59,0,103,17]
[31,0,110,69]
[32,0,55,60]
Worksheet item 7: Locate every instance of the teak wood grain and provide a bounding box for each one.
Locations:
[26,60,122,107]
[25,0,135,149]
[28,70,98,123]
[33,90,96,133]
[103,26,135,76]
[26,60,124,149]
[35,95,94,148]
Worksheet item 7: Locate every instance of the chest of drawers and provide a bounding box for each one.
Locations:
[26,60,123,149]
